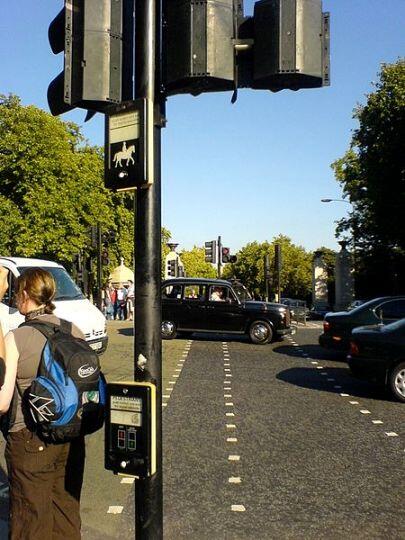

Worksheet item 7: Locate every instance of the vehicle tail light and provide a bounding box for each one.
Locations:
[323,321,330,332]
[350,341,359,356]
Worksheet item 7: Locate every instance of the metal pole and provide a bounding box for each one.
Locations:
[97,224,102,311]
[134,0,163,538]
[264,255,269,302]
[217,235,221,278]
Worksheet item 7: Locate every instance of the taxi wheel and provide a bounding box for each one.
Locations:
[249,321,272,345]
[388,362,405,403]
[161,321,177,340]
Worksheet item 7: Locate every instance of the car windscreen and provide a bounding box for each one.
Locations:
[232,284,252,302]
[17,266,85,301]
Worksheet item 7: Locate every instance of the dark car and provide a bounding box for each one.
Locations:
[319,296,405,352]
[347,319,405,402]
[161,278,294,344]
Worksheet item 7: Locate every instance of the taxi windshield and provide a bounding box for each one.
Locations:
[232,283,252,302]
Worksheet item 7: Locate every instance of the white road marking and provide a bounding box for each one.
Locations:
[311,361,318,365]
[372,420,383,424]
[162,403,167,407]
[316,366,324,370]
[175,369,182,372]
[360,410,371,414]
[385,432,399,437]
[224,368,231,372]
[224,363,231,366]
[168,381,176,385]
[231,505,246,512]
[226,424,236,429]
[172,374,179,378]
[120,477,135,484]
[226,402,234,406]
[228,455,240,461]
[224,394,232,398]
[227,437,238,442]
[162,395,171,398]
[340,393,350,397]
[349,401,359,405]
[107,506,124,514]
[228,477,241,483]
[226,412,235,417]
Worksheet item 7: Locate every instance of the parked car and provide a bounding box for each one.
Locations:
[308,306,331,320]
[0,256,108,353]
[347,318,405,402]
[281,298,308,321]
[161,278,295,344]
[319,296,405,352]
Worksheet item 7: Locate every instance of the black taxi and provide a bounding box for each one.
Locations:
[161,278,294,344]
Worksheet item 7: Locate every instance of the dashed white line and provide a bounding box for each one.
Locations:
[385,432,399,437]
[226,424,236,429]
[107,506,124,514]
[231,505,246,512]
[360,410,371,414]
[228,477,241,484]
[227,437,238,443]
[228,455,240,461]
[349,401,359,405]
[226,412,235,417]
[120,477,135,484]
[225,402,234,406]
[372,420,384,424]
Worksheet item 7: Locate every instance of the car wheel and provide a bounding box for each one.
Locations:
[161,321,177,340]
[249,321,273,345]
[388,362,405,403]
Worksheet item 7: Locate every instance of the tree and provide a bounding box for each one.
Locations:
[331,60,405,296]
[0,95,114,263]
[180,246,217,278]
[222,235,312,300]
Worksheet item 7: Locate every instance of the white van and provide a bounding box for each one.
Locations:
[0,257,108,353]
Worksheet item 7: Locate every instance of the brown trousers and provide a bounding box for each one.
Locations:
[5,428,85,540]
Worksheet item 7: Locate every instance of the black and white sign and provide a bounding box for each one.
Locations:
[104,99,153,191]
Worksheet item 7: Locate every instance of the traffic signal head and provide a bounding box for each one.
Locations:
[48,0,135,117]
[168,259,177,277]
[164,0,235,96]
[252,0,330,91]
[205,241,217,264]
[221,247,231,263]
[101,247,110,266]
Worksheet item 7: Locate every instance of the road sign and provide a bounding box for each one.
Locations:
[104,98,153,191]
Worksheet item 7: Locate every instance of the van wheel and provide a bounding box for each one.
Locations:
[249,321,272,345]
[388,362,405,403]
[161,321,177,340]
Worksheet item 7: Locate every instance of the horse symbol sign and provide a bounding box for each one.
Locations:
[105,99,151,191]
[113,142,136,167]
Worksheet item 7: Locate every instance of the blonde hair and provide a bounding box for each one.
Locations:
[15,268,56,313]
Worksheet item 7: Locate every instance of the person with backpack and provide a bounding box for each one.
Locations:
[0,268,88,539]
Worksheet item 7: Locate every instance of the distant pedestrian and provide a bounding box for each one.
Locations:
[103,281,115,320]
[0,266,8,388]
[126,280,134,321]
[116,283,127,320]
[0,268,85,539]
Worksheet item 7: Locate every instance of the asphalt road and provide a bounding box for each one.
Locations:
[0,320,403,539]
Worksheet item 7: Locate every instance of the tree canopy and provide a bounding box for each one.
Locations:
[222,235,313,300]
[180,246,217,278]
[331,60,405,296]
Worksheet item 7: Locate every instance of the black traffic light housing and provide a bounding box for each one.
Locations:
[221,247,231,263]
[205,241,217,264]
[168,259,178,277]
[48,0,135,118]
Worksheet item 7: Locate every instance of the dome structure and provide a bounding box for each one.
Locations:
[109,257,134,285]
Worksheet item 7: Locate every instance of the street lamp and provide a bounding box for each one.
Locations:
[321,198,352,204]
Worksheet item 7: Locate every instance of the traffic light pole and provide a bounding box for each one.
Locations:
[134,0,163,538]
[217,235,222,278]
[97,224,103,311]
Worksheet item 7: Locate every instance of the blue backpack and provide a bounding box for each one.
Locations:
[20,319,106,443]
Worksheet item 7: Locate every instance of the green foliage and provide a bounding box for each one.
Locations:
[0,94,114,262]
[331,60,405,295]
[180,246,217,278]
[222,235,312,299]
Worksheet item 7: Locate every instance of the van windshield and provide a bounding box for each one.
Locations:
[17,267,85,301]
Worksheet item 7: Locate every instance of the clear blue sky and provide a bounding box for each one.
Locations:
[0,1,404,254]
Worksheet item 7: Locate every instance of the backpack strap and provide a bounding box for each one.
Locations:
[21,318,72,336]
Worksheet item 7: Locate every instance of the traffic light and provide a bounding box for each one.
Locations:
[168,259,178,277]
[221,247,231,263]
[101,247,110,266]
[205,241,217,264]
[251,0,330,92]
[48,0,135,118]
[163,0,235,96]
[230,255,237,264]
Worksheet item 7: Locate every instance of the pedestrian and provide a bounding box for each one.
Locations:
[0,268,85,539]
[0,266,9,388]
[103,281,114,320]
[109,283,118,320]
[116,283,127,321]
[126,280,134,321]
